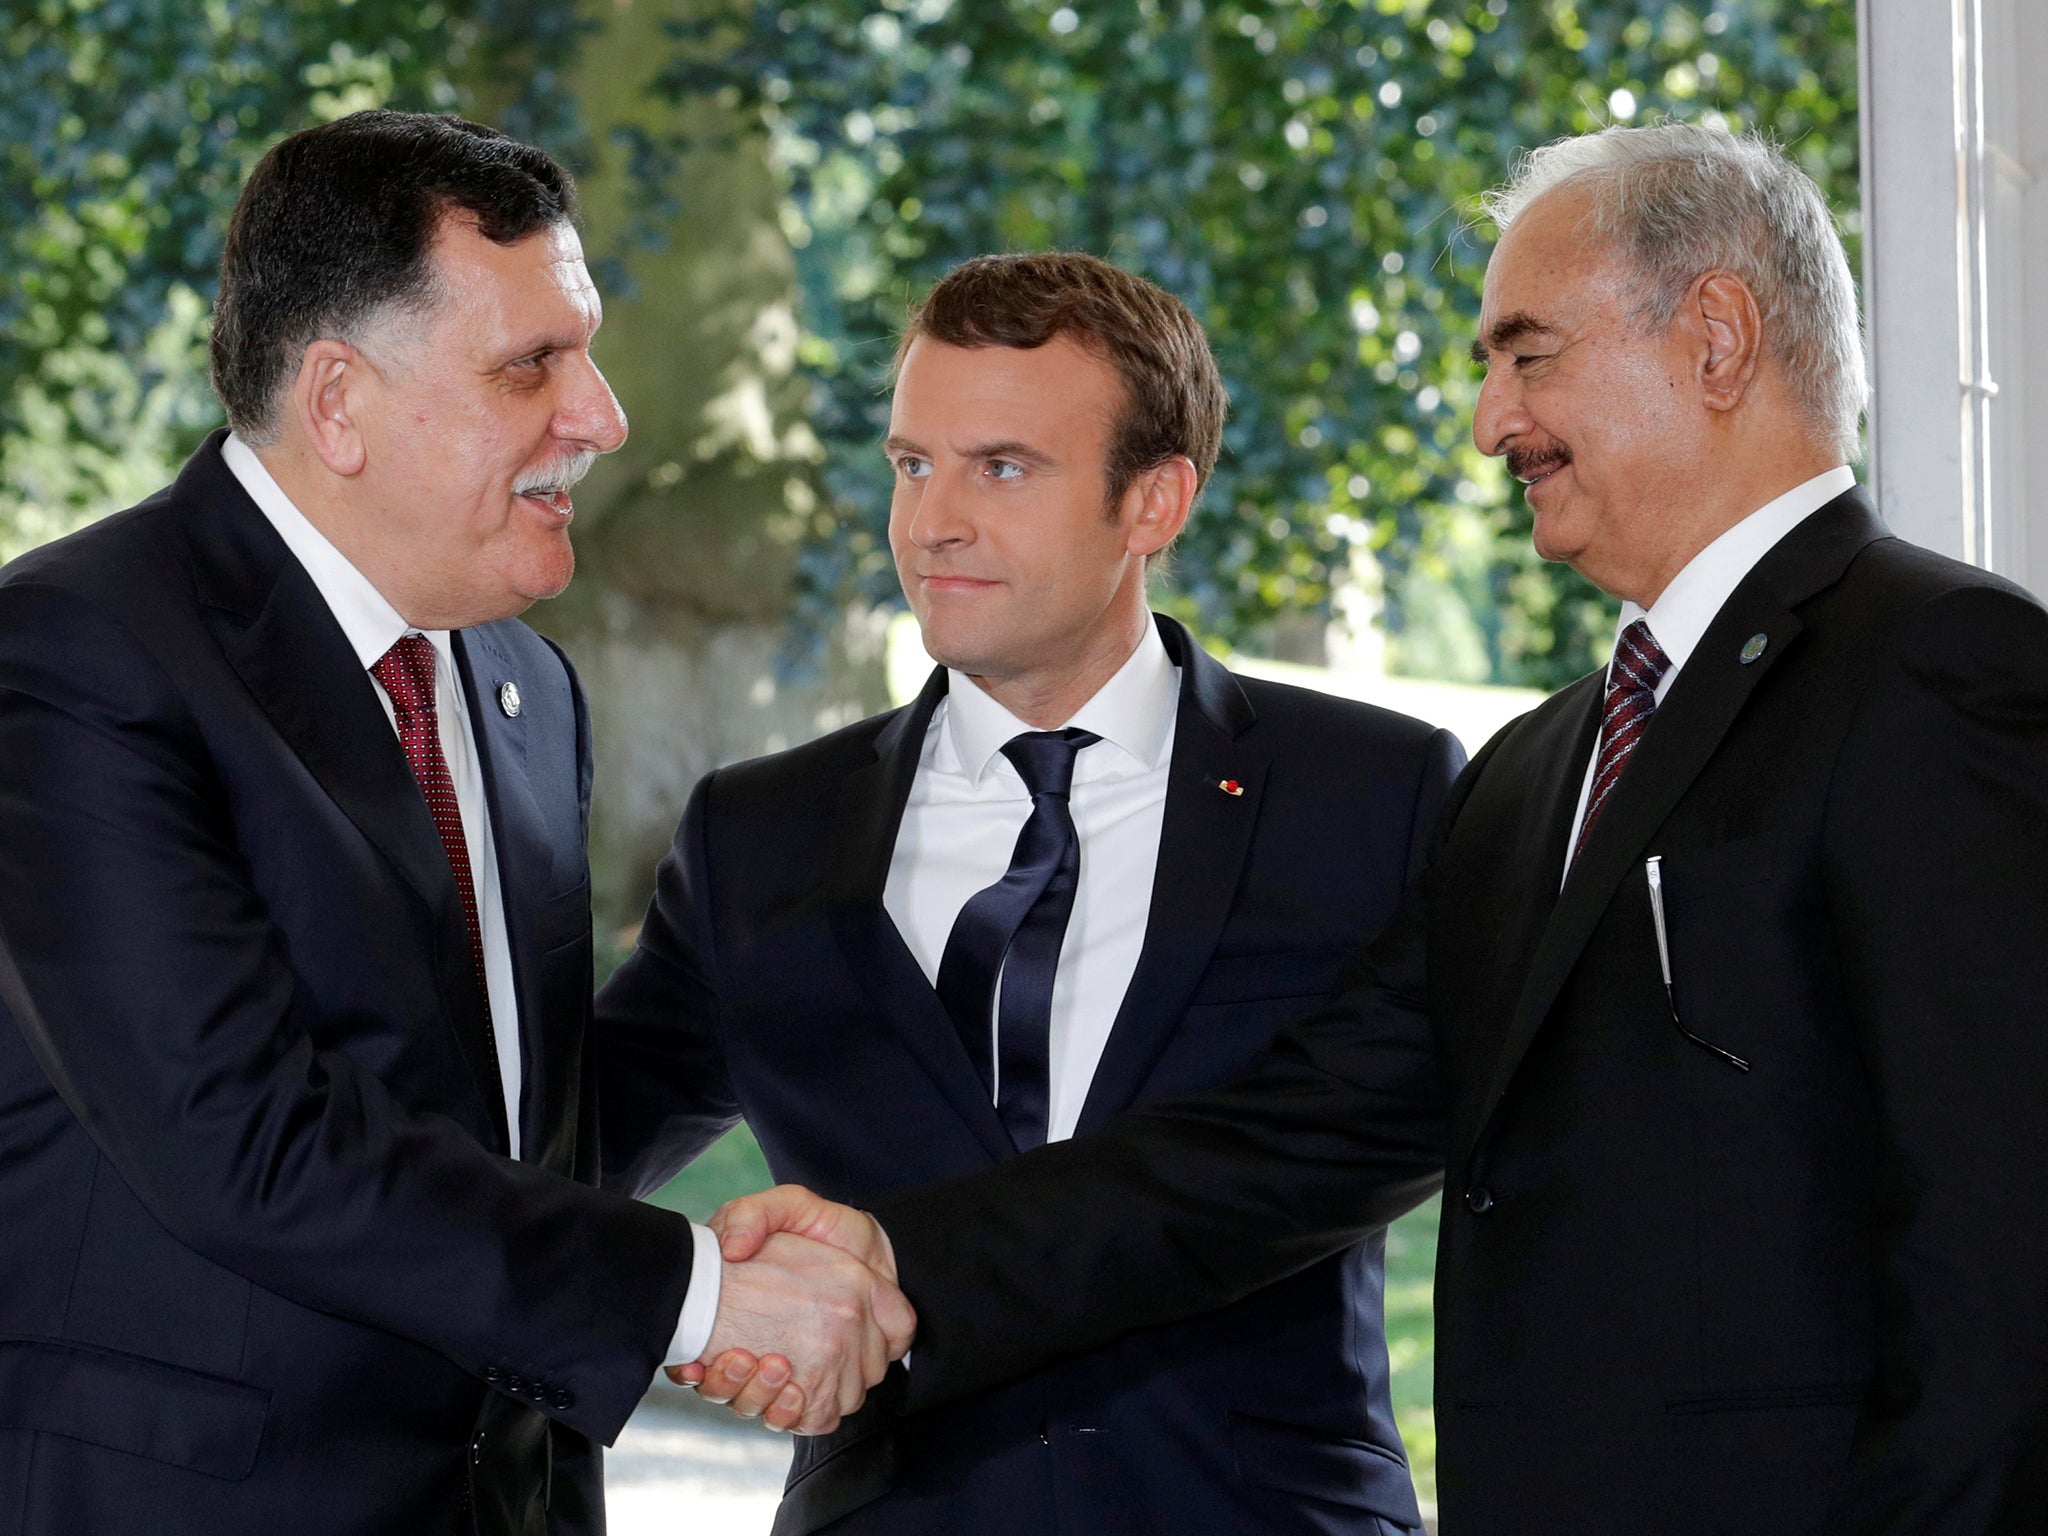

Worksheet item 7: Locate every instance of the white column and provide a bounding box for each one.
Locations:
[1859,0,2048,592]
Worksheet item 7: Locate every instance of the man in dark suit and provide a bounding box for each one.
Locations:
[0,111,906,1536]
[712,126,2048,1533]
[598,252,1463,1533]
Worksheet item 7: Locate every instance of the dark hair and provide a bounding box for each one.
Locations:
[898,252,1228,509]
[210,110,578,440]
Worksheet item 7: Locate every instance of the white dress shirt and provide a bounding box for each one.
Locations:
[1562,465,1858,867]
[221,436,721,1362]
[885,619,1180,1143]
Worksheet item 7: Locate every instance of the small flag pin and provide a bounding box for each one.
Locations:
[1218,778,1244,796]
[1739,633,1768,665]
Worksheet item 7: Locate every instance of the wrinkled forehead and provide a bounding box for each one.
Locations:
[1478,186,1629,332]
[417,214,602,341]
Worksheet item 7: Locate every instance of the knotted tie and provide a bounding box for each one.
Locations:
[935,727,1100,1152]
[370,636,497,1060]
[1575,618,1671,858]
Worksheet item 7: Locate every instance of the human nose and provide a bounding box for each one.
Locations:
[1471,364,1525,458]
[903,466,971,551]
[559,355,629,454]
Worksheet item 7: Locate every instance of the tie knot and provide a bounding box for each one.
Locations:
[1000,728,1101,799]
[1609,619,1670,697]
[371,633,438,717]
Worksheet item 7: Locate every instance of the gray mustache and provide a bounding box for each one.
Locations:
[1507,446,1571,482]
[514,451,598,497]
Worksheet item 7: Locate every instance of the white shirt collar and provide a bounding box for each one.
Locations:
[1621,464,1857,673]
[942,618,1180,785]
[221,432,454,674]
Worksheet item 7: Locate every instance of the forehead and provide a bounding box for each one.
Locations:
[1478,186,1626,330]
[425,216,601,345]
[890,333,1120,439]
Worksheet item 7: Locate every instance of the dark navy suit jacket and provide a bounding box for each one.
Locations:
[864,494,2048,1536]
[0,434,694,1536]
[596,615,1464,1535]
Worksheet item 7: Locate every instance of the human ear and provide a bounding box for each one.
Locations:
[1123,455,1199,558]
[290,339,371,477]
[1690,270,1763,413]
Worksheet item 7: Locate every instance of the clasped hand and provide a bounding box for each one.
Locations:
[667,1185,911,1434]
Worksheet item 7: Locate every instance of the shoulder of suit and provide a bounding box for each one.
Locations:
[1844,532,2042,613]
[0,482,183,609]
[698,700,914,797]
[1225,665,1451,756]
[1832,537,2048,688]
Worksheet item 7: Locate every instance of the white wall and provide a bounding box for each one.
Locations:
[1860,0,2048,594]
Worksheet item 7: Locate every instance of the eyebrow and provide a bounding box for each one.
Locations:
[882,435,1057,469]
[496,331,589,365]
[1469,311,1559,367]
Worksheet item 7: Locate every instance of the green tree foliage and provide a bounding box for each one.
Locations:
[663,0,1858,688]
[0,0,585,560]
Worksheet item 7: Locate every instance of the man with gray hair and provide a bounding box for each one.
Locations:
[708,122,2048,1533]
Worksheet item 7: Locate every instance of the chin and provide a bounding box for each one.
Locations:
[507,540,577,607]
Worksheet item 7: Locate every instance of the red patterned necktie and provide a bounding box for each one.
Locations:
[370,635,494,1031]
[1574,618,1671,858]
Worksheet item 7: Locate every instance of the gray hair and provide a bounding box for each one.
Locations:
[1482,123,1866,461]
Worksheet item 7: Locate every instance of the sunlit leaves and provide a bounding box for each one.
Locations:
[668,0,1858,686]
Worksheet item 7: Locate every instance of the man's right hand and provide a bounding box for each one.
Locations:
[711,1182,898,1276]
[666,1185,909,1432]
[671,1222,913,1435]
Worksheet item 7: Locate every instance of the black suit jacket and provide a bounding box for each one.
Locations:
[596,615,1464,1534]
[868,493,2048,1535]
[0,434,694,1536]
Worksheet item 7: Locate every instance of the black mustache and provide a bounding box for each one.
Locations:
[1507,444,1571,482]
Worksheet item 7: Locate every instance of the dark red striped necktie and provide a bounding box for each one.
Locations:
[1574,618,1670,858]
[370,635,495,1035]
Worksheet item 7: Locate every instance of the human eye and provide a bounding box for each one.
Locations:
[504,349,553,381]
[985,459,1025,482]
[893,453,931,480]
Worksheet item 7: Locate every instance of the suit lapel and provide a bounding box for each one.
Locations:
[457,627,547,1158]
[180,438,506,1145]
[825,668,1017,1162]
[1077,618,1266,1133]
[1467,491,1890,1158]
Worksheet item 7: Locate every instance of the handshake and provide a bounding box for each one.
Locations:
[673,1186,913,1435]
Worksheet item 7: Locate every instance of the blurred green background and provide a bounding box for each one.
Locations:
[6,0,1860,1504]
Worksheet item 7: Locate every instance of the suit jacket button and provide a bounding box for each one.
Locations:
[550,1388,575,1411]
[483,1366,504,1385]
[1465,1185,1496,1215]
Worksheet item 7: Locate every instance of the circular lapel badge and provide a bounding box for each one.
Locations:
[1739,633,1768,665]
[498,681,522,718]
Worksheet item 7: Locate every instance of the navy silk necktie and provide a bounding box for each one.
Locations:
[935,727,1101,1152]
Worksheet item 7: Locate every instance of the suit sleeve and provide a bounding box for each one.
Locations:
[1405,726,1468,887]
[0,581,692,1445]
[590,770,744,1198]
[1822,584,2048,1531]
[873,732,1470,1412]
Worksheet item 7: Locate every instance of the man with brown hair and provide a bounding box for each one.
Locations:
[595,251,1462,1534]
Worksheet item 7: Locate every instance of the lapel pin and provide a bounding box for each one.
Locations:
[1739,633,1768,665]
[1218,778,1243,796]
[498,681,522,718]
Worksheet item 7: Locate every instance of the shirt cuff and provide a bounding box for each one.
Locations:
[665,1222,724,1366]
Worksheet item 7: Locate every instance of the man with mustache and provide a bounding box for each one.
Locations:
[712,124,2048,1533]
[0,110,908,1536]
[596,251,1462,1533]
